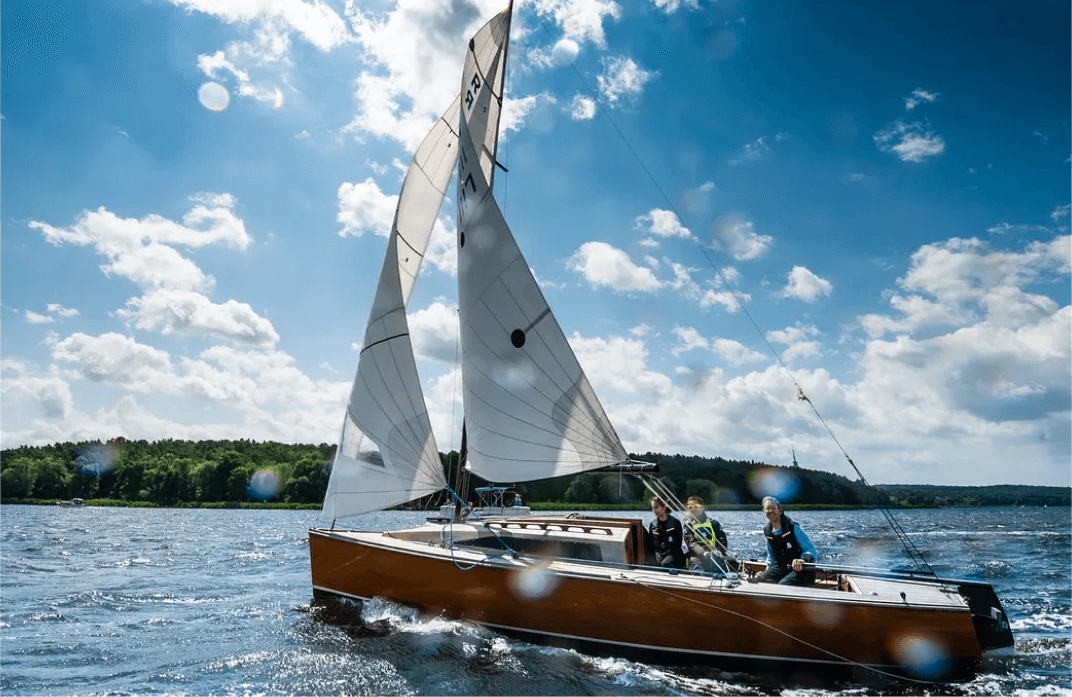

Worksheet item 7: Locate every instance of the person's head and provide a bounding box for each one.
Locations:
[762,496,783,525]
[686,495,705,517]
[650,496,669,520]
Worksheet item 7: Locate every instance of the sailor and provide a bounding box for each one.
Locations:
[682,496,732,573]
[647,496,685,569]
[513,493,524,506]
[759,495,818,586]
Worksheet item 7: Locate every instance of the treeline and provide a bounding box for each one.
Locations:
[877,483,1070,508]
[2,439,1068,508]
[1,439,335,505]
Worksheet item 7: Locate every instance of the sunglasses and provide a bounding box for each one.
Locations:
[686,503,703,509]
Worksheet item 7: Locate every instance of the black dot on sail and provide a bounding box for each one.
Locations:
[510,329,526,348]
[460,232,465,248]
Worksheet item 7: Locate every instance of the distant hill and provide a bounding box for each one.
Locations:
[1,439,1068,508]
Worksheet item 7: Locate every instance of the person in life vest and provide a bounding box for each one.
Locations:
[513,493,524,506]
[682,495,733,573]
[760,495,818,586]
[646,496,686,569]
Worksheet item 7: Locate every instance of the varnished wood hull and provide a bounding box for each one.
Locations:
[308,528,985,680]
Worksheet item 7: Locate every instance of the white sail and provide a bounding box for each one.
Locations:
[321,98,461,521]
[456,6,630,483]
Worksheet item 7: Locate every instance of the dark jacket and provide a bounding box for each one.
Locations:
[763,514,817,568]
[682,510,728,557]
[647,515,686,568]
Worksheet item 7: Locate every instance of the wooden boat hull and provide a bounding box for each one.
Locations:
[308,527,987,680]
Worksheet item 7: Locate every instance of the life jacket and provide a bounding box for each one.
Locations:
[764,514,803,567]
[687,514,724,553]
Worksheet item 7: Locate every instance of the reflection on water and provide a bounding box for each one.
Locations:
[2,505,1068,695]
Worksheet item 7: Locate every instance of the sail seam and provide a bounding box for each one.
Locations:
[359,332,410,354]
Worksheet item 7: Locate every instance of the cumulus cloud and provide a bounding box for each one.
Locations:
[568,94,597,120]
[904,88,939,111]
[653,0,699,13]
[711,216,772,260]
[533,0,622,47]
[337,177,397,238]
[169,0,350,51]
[409,301,459,364]
[25,311,54,324]
[780,265,833,302]
[46,303,79,317]
[597,56,656,108]
[874,120,946,162]
[29,196,277,347]
[1051,203,1070,221]
[859,235,1071,338]
[502,92,557,133]
[635,209,692,239]
[568,241,661,292]
[343,0,503,150]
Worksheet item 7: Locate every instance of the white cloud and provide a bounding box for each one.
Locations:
[635,209,692,238]
[571,333,672,396]
[568,241,661,292]
[426,217,459,276]
[1051,203,1070,221]
[568,94,597,120]
[502,92,557,133]
[671,326,708,355]
[116,289,280,347]
[343,0,504,150]
[29,197,276,347]
[337,177,397,238]
[873,120,946,162]
[197,49,284,108]
[597,56,656,108]
[408,301,459,364]
[711,217,772,260]
[25,311,55,324]
[711,338,766,365]
[652,0,699,13]
[47,303,79,317]
[533,0,622,47]
[681,181,715,216]
[169,0,350,52]
[52,332,173,390]
[904,88,939,111]
[780,265,833,302]
[729,136,770,165]
[766,323,822,364]
[698,289,743,313]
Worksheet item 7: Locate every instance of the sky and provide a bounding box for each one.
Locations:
[2,0,1069,487]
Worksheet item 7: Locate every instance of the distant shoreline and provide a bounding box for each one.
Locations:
[3,498,1068,511]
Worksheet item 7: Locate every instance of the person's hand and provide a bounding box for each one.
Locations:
[791,558,805,572]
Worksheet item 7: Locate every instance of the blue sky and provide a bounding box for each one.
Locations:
[3,0,1069,486]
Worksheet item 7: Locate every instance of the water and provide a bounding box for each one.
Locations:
[2,505,1069,695]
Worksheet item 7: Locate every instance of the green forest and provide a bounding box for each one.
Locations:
[1,439,1068,509]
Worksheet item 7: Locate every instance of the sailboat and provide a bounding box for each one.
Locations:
[308,4,1013,681]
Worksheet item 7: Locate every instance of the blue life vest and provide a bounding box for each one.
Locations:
[764,514,803,567]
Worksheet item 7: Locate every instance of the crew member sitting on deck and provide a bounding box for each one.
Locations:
[759,496,818,586]
[647,496,685,569]
[683,496,733,573]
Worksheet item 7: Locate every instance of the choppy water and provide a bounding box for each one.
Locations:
[2,505,1069,695]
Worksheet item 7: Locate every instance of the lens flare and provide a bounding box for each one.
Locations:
[247,470,280,501]
[198,82,230,111]
[748,467,801,503]
[510,565,559,600]
[890,633,953,680]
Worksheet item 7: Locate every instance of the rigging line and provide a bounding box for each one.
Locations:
[626,576,947,686]
[523,4,936,581]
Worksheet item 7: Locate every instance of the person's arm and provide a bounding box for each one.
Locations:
[794,524,818,563]
[714,521,728,555]
[765,538,775,567]
[683,520,705,557]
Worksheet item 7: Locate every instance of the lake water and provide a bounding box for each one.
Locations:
[2,505,1069,695]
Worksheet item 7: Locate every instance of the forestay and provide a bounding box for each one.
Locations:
[321,97,461,521]
[456,5,630,483]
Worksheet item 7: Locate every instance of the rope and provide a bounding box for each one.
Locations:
[445,486,517,571]
[523,3,941,585]
[626,575,946,686]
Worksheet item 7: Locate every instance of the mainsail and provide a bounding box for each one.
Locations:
[456,6,630,483]
[321,97,461,521]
